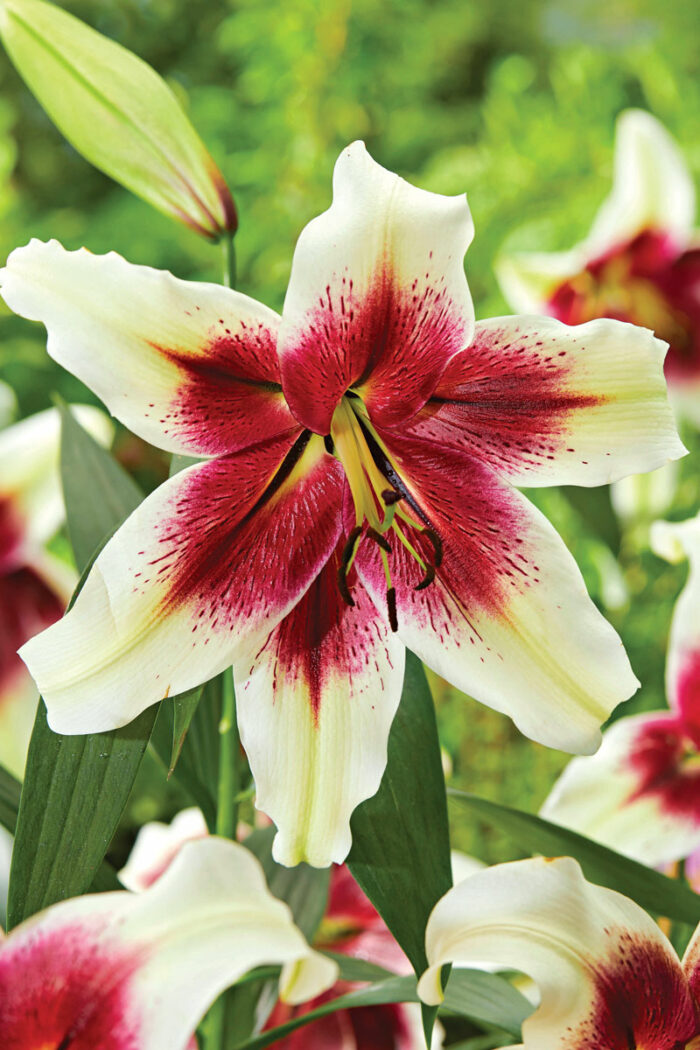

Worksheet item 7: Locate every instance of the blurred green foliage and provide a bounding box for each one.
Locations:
[0,0,698,863]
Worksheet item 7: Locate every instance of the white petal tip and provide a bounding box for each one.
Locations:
[417,966,444,1006]
[279,951,339,1005]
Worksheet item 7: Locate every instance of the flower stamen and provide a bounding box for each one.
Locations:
[330,395,442,627]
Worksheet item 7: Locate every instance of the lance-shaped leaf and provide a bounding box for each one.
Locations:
[0,0,236,239]
[347,652,452,977]
[7,412,154,927]
[449,790,700,925]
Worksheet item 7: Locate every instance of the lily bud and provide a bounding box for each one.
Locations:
[0,0,237,239]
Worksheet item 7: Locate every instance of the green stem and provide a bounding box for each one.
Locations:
[216,667,240,839]
[223,233,237,289]
[203,669,240,1050]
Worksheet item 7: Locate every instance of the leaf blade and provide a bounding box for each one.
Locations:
[449,790,700,924]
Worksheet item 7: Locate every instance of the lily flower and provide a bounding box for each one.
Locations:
[541,510,700,867]
[0,143,684,867]
[418,855,700,1049]
[498,109,700,421]
[119,808,442,1050]
[0,404,111,778]
[0,836,337,1050]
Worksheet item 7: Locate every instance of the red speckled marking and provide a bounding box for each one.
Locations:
[355,433,533,641]
[252,542,391,722]
[673,649,700,739]
[0,921,144,1049]
[148,321,299,456]
[548,229,700,385]
[625,715,700,821]
[280,263,470,434]
[138,433,344,644]
[567,928,697,1048]
[401,321,602,480]
[0,567,64,697]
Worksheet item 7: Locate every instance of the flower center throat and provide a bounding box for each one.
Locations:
[329,396,442,631]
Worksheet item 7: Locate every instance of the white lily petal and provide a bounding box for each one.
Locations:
[20,437,343,735]
[235,553,405,867]
[541,711,700,867]
[419,856,697,1048]
[651,511,700,721]
[408,315,685,488]
[0,838,337,1050]
[0,240,296,457]
[588,109,696,256]
[118,807,208,892]
[278,141,474,434]
[0,403,112,553]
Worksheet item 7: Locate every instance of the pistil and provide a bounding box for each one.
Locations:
[330,395,441,628]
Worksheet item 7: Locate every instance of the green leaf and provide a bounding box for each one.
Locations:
[7,412,156,927]
[0,0,235,239]
[347,651,453,976]
[320,952,395,984]
[0,764,21,833]
[449,791,700,924]
[170,685,204,774]
[59,402,143,571]
[151,676,220,830]
[245,825,330,943]
[231,969,530,1050]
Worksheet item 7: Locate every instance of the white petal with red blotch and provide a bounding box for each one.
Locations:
[0,555,71,779]
[0,838,338,1050]
[586,109,696,257]
[0,240,298,457]
[356,436,638,754]
[541,711,700,867]
[0,404,112,565]
[497,111,696,314]
[235,547,405,868]
[418,856,698,1050]
[402,316,684,488]
[118,808,208,892]
[20,434,344,735]
[652,513,700,731]
[278,142,474,434]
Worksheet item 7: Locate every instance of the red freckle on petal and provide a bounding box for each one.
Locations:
[0,922,145,1049]
[571,928,697,1048]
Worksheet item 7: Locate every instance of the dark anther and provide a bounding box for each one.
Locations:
[341,526,363,572]
[387,587,398,632]
[366,527,392,553]
[415,563,436,591]
[424,528,443,567]
[381,488,403,506]
[337,565,356,607]
[324,434,334,454]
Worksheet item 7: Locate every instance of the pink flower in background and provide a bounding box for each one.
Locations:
[541,511,700,867]
[498,110,700,421]
[419,856,700,1049]
[0,404,111,778]
[0,838,336,1050]
[1,143,684,867]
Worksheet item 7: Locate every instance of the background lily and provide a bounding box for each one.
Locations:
[498,109,700,423]
[119,808,442,1049]
[0,836,336,1050]
[540,510,700,867]
[0,402,111,778]
[1,143,684,867]
[418,855,700,1049]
